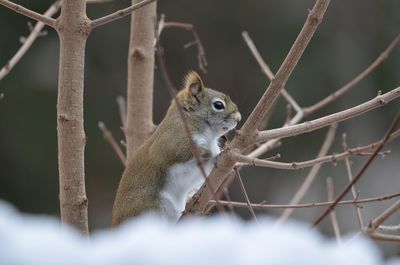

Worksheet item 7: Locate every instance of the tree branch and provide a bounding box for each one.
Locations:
[208,192,400,209]
[326,177,341,243]
[257,87,400,142]
[158,16,208,73]
[124,0,156,158]
[236,127,399,170]
[303,34,400,115]
[244,34,399,159]
[98,121,126,166]
[0,0,56,27]
[313,113,400,227]
[0,1,60,81]
[234,168,257,221]
[369,199,400,231]
[242,31,302,113]
[90,0,156,29]
[342,133,364,228]
[367,232,400,243]
[276,124,337,224]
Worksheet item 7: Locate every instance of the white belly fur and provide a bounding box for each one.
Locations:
[159,130,221,221]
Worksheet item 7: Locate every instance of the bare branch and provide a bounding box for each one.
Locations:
[250,105,303,159]
[98,121,126,166]
[125,0,156,158]
[0,0,56,27]
[242,31,302,113]
[326,177,341,243]
[257,87,400,142]
[234,149,362,170]
[116,96,127,129]
[342,133,364,228]
[304,34,400,115]
[369,199,400,231]
[239,0,330,134]
[209,192,400,209]
[90,0,156,29]
[221,188,235,213]
[276,124,337,224]
[367,232,400,243]
[0,1,60,81]
[246,34,399,159]
[234,168,258,221]
[238,128,399,171]
[158,15,208,73]
[378,224,400,232]
[313,113,400,227]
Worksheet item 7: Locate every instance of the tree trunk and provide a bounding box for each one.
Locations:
[55,0,89,234]
[125,0,156,160]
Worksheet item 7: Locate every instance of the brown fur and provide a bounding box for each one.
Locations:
[111,71,239,226]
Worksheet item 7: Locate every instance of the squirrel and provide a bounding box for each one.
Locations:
[111,71,241,226]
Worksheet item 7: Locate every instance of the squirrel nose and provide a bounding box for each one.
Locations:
[233,112,241,123]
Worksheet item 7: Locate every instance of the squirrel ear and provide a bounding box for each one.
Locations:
[184,71,204,96]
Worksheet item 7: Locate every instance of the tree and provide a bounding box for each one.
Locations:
[0,0,155,234]
[1,0,399,244]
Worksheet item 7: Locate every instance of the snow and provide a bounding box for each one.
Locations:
[0,201,396,265]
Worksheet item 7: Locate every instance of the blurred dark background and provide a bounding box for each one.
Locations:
[0,0,399,255]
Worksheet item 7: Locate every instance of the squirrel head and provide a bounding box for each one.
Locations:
[176,71,241,137]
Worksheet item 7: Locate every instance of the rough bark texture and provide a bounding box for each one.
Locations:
[55,0,89,234]
[126,0,156,160]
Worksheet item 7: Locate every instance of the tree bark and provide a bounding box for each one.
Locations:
[125,0,156,160]
[55,0,89,234]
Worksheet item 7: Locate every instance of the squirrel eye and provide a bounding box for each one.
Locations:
[212,100,225,111]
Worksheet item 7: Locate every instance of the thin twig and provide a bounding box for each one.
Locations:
[248,113,303,159]
[367,232,400,243]
[0,0,56,27]
[342,133,364,228]
[369,199,400,231]
[247,35,399,159]
[116,96,127,130]
[208,192,400,209]
[234,168,258,221]
[90,0,156,29]
[156,45,224,214]
[242,31,302,113]
[0,2,59,81]
[158,15,207,73]
[378,224,400,232]
[326,177,342,243]
[313,113,400,227]
[276,124,337,224]
[222,187,235,213]
[257,87,400,142]
[237,128,400,170]
[98,121,126,166]
[303,34,400,115]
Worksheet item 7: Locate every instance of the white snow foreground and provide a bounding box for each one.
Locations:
[0,201,396,265]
